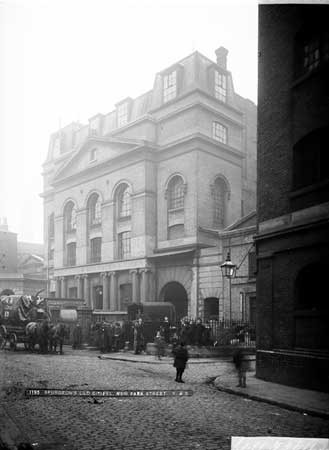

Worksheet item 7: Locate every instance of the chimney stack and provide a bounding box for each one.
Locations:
[215,46,228,70]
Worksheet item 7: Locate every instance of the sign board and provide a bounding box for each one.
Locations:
[231,437,329,450]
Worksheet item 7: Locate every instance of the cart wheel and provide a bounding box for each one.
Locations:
[9,333,17,351]
[0,325,7,349]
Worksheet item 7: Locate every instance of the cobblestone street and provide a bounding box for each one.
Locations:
[1,348,328,450]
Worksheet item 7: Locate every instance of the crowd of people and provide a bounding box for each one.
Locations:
[71,316,250,385]
[88,321,129,352]
[85,316,215,354]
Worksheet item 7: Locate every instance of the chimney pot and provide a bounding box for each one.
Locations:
[215,46,228,69]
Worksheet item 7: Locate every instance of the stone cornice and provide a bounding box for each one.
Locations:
[155,96,243,128]
[149,87,243,118]
[159,132,244,163]
[256,202,329,241]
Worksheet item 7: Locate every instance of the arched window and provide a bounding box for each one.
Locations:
[293,127,329,190]
[64,201,77,233]
[87,193,102,226]
[118,185,131,218]
[212,177,228,228]
[168,176,185,210]
[294,263,329,349]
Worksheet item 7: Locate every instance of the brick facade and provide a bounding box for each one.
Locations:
[256,5,329,391]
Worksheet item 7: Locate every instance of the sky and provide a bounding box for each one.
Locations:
[0,0,258,243]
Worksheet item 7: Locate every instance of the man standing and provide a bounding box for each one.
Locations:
[173,342,189,383]
[233,348,247,388]
[133,318,144,354]
[72,322,82,349]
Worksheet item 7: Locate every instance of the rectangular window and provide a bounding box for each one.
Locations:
[214,71,227,102]
[303,37,321,73]
[118,231,131,259]
[120,283,132,310]
[89,148,97,162]
[68,287,77,299]
[212,122,227,144]
[89,128,98,136]
[90,237,102,263]
[117,102,128,127]
[163,70,177,103]
[66,242,76,266]
[296,29,329,77]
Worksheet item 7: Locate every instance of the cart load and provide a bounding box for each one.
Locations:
[0,294,51,351]
[0,295,51,325]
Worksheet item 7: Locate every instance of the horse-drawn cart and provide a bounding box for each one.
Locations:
[0,294,51,351]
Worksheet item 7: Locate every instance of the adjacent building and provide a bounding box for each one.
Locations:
[256,4,329,391]
[0,218,47,295]
[42,46,257,322]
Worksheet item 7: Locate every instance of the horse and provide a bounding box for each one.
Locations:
[48,323,67,354]
[25,320,50,353]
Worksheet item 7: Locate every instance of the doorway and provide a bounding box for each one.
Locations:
[160,281,188,320]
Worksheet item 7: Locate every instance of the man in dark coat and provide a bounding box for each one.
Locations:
[134,319,144,354]
[195,318,205,346]
[173,342,189,383]
[72,323,82,349]
[233,348,247,387]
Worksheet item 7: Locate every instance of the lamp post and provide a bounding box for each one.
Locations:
[220,251,237,323]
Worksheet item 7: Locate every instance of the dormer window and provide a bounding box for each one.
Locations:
[214,71,227,102]
[53,135,61,158]
[117,102,128,127]
[89,148,97,162]
[88,114,103,136]
[163,70,177,103]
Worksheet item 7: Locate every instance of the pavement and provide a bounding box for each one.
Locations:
[100,351,329,419]
[0,347,328,449]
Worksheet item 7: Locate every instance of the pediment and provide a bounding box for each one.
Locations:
[52,137,141,183]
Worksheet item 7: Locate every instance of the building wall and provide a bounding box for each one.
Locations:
[256,4,329,391]
[42,47,257,317]
[257,4,329,223]
[0,230,17,273]
[196,149,242,230]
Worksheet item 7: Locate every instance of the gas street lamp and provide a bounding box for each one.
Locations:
[220,251,237,323]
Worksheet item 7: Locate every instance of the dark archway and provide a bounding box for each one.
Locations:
[204,297,219,321]
[160,282,188,320]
